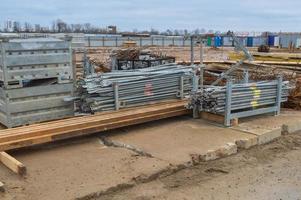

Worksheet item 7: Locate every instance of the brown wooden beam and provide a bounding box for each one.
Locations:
[0,152,26,175]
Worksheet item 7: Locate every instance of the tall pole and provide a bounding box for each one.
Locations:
[190,36,194,66]
[200,39,204,65]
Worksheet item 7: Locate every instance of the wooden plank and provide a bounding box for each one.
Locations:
[0,109,190,151]
[0,181,4,192]
[200,112,238,126]
[0,102,190,151]
[0,152,26,175]
[0,102,187,142]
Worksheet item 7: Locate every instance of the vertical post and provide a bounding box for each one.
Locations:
[190,36,194,66]
[179,76,184,100]
[102,36,105,47]
[192,70,200,119]
[276,76,283,115]
[172,37,175,46]
[243,68,249,83]
[88,36,91,47]
[162,37,165,47]
[140,37,142,47]
[199,65,204,88]
[151,37,154,46]
[200,39,204,65]
[224,79,232,126]
[114,83,119,111]
[115,37,118,47]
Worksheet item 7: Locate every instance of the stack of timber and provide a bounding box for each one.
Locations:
[0,101,189,152]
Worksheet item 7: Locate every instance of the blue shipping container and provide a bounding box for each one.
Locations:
[268,36,275,46]
[247,37,253,47]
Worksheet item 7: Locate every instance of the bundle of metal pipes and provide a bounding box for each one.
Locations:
[189,80,292,114]
[78,64,194,113]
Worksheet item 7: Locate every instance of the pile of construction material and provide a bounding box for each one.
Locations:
[0,38,74,127]
[77,64,193,113]
[111,48,175,70]
[188,80,291,115]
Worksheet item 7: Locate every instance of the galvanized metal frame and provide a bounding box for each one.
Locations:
[0,39,73,88]
[0,83,74,128]
[224,76,283,126]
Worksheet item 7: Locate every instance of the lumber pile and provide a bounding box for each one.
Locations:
[0,101,189,152]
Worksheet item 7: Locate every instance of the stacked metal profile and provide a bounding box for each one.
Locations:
[189,80,291,114]
[78,64,194,113]
[0,38,74,127]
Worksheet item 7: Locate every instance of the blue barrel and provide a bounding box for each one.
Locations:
[268,35,275,46]
[247,37,253,47]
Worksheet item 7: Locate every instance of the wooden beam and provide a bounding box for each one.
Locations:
[0,181,4,192]
[0,152,26,175]
[0,101,189,152]
[200,112,238,126]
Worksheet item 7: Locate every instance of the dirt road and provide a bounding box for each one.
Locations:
[97,132,301,200]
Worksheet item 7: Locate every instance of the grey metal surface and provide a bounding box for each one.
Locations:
[0,38,73,88]
[78,64,194,113]
[0,83,74,128]
[188,78,292,126]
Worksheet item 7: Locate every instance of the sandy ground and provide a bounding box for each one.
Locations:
[96,132,301,200]
[0,111,301,200]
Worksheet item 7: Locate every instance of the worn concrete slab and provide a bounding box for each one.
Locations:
[0,137,169,200]
[233,110,301,144]
[108,116,255,165]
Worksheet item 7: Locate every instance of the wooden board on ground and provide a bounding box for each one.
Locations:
[0,152,26,175]
[0,101,190,152]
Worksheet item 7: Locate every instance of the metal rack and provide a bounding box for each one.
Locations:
[0,38,73,88]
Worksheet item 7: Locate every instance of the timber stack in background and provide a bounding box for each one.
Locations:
[0,37,75,128]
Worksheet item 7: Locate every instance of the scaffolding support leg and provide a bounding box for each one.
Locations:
[224,79,232,126]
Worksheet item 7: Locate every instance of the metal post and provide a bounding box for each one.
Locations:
[224,79,232,126]
[140,37,142,47]
[179,76,184,100]
[114,83,120,111]
[243,68,249,83]
[200,40,204,65]
[102,36,105,47]
[275,76,283,115]
[199,65,205,88]
[115,37,118,47]
[190,36,194,66]
[162,37,165,47]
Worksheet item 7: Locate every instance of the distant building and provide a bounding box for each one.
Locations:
[108,26,117,34]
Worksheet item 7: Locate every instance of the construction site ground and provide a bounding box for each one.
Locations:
[1,109,301,200]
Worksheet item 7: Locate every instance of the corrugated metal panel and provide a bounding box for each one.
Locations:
[274,37,280,47]
[279,33,301,48]
[268,36,275,46]
[247,37,253,47]
[223,36,233,46]
[253,37,267,47]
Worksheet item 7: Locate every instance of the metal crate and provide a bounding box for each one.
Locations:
[0,83,74,128]
[0,38,73,88]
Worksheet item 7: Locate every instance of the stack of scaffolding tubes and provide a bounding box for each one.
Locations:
[78,64,194,113]
[189,80,292,114]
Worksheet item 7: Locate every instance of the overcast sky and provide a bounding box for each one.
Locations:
[0,0,300,32]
